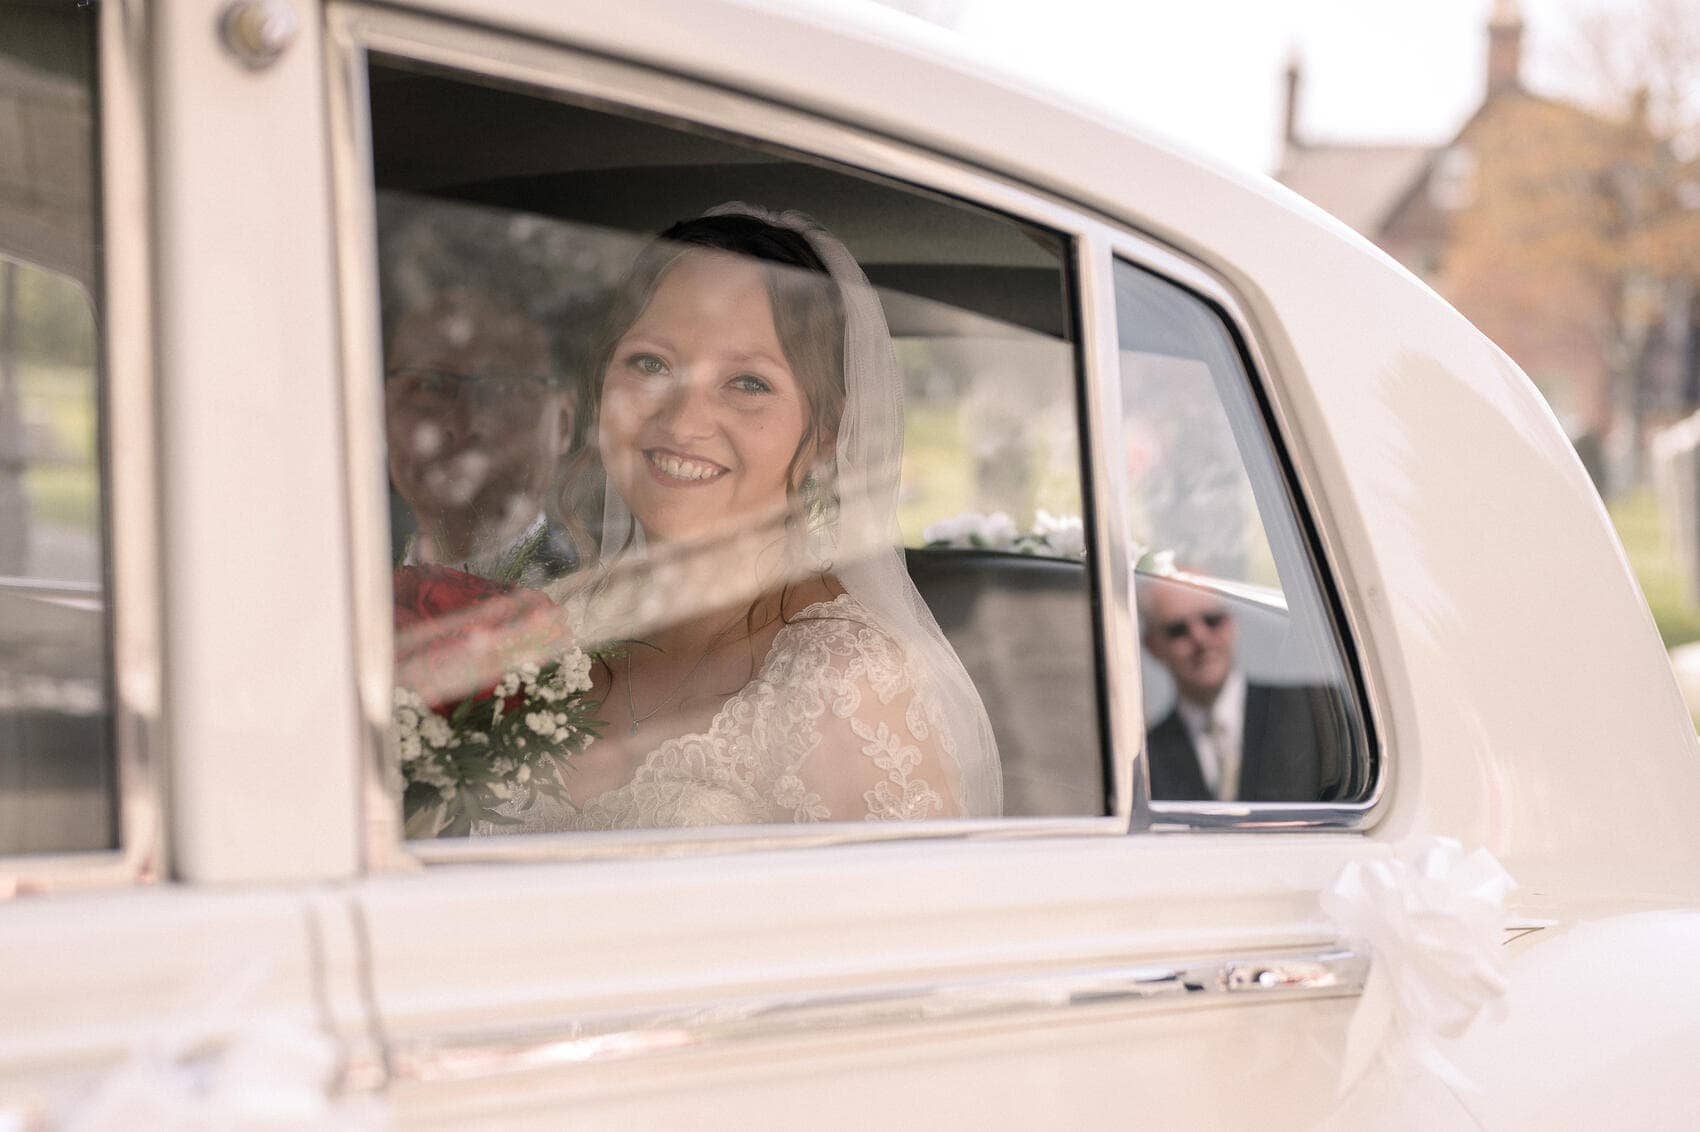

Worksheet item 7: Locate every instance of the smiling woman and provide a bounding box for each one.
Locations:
[472,204,1005,830]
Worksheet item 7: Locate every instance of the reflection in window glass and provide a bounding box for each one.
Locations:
[0,2,114,854]
[1115,259,1369,806]
[369,59,1106,835]
[895,331,1081,554]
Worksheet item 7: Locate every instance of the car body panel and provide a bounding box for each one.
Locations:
[152,0,362,883]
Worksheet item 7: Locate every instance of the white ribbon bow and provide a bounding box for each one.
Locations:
[1321,835,1515,1098]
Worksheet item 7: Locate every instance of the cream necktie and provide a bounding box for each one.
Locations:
[1201,713,1232,801]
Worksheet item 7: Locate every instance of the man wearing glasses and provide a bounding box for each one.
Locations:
[384,289,583,586]
[1139,578,1336,803]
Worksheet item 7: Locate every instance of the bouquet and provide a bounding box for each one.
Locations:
[391,565,602,838]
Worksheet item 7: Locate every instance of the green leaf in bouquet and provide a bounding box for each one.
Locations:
[402,779,439,819]
[473,805,523,827]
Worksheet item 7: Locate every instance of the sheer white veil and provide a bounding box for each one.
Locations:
[597,202,1003,817]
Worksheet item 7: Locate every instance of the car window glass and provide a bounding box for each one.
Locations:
[0,1,115,855]
[1115,259,1370,806]
[366,58,1108,837]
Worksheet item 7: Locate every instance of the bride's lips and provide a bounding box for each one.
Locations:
[643,447,730,486]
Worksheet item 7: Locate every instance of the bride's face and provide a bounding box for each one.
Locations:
[599,251,813,544]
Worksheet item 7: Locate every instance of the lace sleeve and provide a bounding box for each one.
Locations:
[767,614,965,822]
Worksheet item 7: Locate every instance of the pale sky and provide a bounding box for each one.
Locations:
[932,0,1651,175]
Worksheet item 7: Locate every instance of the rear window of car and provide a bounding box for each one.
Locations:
[0,0,115,855]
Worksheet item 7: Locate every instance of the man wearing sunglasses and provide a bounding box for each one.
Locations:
[1139,577,1333,803]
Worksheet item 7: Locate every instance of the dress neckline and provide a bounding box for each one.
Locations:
[556,594,865,815]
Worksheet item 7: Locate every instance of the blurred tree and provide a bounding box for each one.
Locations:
[1431,0,1700,491]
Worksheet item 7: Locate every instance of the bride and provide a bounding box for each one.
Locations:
[490,203,1001,831]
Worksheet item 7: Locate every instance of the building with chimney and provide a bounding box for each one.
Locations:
[1276,0,1700,492]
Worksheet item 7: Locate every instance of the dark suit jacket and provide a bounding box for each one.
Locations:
[512,519,580,587]
[1145,682,1348,803]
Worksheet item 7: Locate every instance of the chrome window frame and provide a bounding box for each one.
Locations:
[1100,238,1388,832]
[0,0,164,893]
[325,2,1382,869]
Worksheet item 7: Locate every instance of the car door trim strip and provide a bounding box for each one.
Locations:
[358,945,1368,1086]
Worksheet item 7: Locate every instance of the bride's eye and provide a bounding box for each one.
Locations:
[729,373,773,394]
[626,353,668,378]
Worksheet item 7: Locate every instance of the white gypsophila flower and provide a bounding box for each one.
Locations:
[413,758,450,787]
[922,512,975,546]
[397,733,423,764]
[1033,510,1086,559]
[525,711,553,735]
[560,649,593,693]
[419,715,452,748]
[394,707,419,734]
[924,510,1020,551]
[975,511,1020,550]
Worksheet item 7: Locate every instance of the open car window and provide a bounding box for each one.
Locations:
[364,55,1109,838]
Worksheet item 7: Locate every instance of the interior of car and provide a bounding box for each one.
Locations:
[367,54,1363,820]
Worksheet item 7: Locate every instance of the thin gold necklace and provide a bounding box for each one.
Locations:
[623,607,751,736]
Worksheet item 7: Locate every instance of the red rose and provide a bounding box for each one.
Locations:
[393,564,510,633]
[393,566,574,715]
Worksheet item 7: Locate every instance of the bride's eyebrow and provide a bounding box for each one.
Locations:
[724,348,788,371]
[618,332,674,354]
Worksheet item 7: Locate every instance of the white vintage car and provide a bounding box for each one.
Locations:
[4,0,1699,1127]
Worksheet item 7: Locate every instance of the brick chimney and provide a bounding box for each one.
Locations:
[1487,0,1524,97]
[1282,51,1303,152]
[1629,85,1650,131]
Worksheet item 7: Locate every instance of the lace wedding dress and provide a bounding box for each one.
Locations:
[486,595,965,832]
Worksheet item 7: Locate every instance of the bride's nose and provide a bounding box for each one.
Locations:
[652,371,718,439]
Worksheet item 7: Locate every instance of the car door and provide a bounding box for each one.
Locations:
[324,6,1395,1127]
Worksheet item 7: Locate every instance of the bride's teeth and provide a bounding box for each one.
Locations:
[650,452,722,481]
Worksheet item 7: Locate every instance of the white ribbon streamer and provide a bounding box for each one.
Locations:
[62,956,387,1131]
[1321,835,1515,1099]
